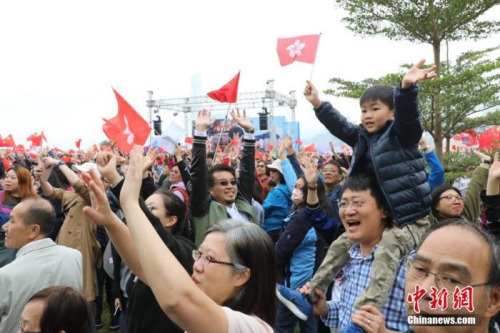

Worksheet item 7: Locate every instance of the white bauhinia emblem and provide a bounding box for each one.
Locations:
[286,39,306,58]
[123,116,135,144]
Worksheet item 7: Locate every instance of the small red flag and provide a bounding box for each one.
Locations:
[303,143,316,152]
[28,132,47,147]
[277,34,320,66]
[207,71,240,103]
[0,135,3,147]
[2,156,11,170]
[267,144,274,151]
[3,134,16,147]
[184,137,194,144]
[76,139,82,149]
[295,139,303,146]
[103,89,151,152]
[14,144,25,153]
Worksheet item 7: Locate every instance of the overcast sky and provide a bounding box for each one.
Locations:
[0,0,498,150]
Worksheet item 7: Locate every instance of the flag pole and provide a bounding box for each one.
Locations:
[214,104,232,163]
[309,32,322,81]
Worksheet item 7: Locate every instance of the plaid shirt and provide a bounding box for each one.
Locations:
[321,243,409,332]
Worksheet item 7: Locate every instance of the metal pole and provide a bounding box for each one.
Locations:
[146,91,154,146]
[266,80,275,145]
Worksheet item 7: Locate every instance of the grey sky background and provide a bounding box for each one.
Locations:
[0,0,498,150]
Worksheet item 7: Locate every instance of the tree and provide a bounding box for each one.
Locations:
[325,47,500,153]
[331,0,500,159]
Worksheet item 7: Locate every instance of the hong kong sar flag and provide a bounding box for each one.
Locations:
[277,34,320,66]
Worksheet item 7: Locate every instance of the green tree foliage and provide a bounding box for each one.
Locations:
[332,0,500,159]
[325,47,500,154]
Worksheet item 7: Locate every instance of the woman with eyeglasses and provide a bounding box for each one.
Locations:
[430,151,492,224]
[84,146,276,333]
[86,151,196,333]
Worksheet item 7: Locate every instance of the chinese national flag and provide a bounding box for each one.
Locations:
[3,134,15,147]
[277,34,320,66]
[28,132,47,147]
[75,139,82,149]
[103,89,151,153]
[207,71,240,103]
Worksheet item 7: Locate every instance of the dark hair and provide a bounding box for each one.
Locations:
[152,190,189,238]
[323,160,342,174]
[293,176,333,217]
[417,218,500,287]
[206,220,277,325]
[257,160,270,177]
[359,85,394,110]
[430,184,462,219]
[40,287,94,333]
[28,286,64,303]
[253,181,263,204]
[22,197,55,236]
[207,152,215,160]
[341,174,392,227]
[208,164,236,188]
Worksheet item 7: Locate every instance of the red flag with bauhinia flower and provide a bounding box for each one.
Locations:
[27,132,47,147]
[103,89,151,153]
[3,134,15,147]
[277,34,320,66]
[207,71,240,103]
[76,139,82,149]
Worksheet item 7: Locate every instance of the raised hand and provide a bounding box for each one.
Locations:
[304,80,322,109]
[283,135,294,155]
[402,59,437,88]
[473,149,492,163]
[82,169,115,227]
[120,146,145,205]
[195,109,215,132]
[489,152,500,181]
[230,109,254,132]
[303,158,318,185]
[96,152,121,184]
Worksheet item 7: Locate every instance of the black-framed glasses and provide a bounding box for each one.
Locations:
[214,179,237,187]
[438,195,463,202]
[404,257,491,290]
[192,250,234,267]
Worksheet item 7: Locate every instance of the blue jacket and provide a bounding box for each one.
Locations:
[315,84,431,227]
[262,159,296,233]
[275,208,326,289]
[423,150,444,190]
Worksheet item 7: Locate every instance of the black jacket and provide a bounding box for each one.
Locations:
[314,84,431,227]
[480,190,500,239]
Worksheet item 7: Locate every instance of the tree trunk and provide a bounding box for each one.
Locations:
[445,136,451,153]
[432,41,443,162]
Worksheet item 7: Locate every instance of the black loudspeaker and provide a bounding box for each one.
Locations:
[259,108,268,130]
[153,116,162,135]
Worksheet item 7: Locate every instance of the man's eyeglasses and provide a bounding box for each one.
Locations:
[438,195,463,202]
[192,250,234,267]
[339,200,369,209]
[214,179,237,187]
[404,257,490,290]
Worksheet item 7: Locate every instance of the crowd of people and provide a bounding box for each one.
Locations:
[0,59,499,333]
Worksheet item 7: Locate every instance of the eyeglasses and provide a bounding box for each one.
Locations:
[404,258,490,290]
[339,200,370,209]
[18,320,41,333]
[192,249,234,267]
[214,179,237,187]
[438,195,463,202]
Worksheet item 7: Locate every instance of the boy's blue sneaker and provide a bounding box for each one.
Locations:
[275,284,312,321]
[340,321,365,333]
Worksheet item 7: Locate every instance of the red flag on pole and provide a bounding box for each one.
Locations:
[207,71,240,103]
[3,134,16,147]
[28,132,47,147]
[277,34,320,66]
[76,138,82,149]
[103,89,151,153]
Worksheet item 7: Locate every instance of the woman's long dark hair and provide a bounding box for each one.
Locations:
[153,189,190,238]
[292,176,333,217]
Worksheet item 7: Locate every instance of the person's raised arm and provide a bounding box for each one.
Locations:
[419,137,444,190]
[119,146,228,333]
[462,150,491,223]
[230,109,255,204]
[45,156,81,186]
[35,161,55,197]
[394,59,437,146]
[190,110,215,218]
[278,139,297,193]
[174,145,192,193]
[284,135,303,177]
[487,152,500,196]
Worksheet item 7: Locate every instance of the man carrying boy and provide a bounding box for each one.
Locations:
[278,60,437,332]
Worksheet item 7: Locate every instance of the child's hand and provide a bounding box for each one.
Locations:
[304,80,322,109]
[402,59,437,88]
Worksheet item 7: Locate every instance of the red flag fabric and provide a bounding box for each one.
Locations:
[76,139,82,149]
[14,144,25,153]
[28,132,47,147]
[207,71,240,103]
[2,156,11,170]
[267,144,274,152]
[478,126,500,151]
[303,143,316,152]
[0,135,3,147]
[277,34,320,66]
[184,137,194,144]
[3,134,15,147]
[103,89,151,152]
[295,139,303,146]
